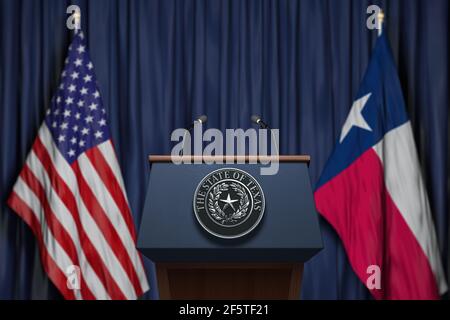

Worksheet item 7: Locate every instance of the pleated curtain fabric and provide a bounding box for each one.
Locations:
[0,0,448,299]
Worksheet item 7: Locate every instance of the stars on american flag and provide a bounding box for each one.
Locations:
[83,74,92,83]
[44,31,109,163]
[77,45,86,54]
[85,115,94,124]
[94,131,103,139]
[80,87,88,95]
[71,72,79,80]
[65,97,74,105]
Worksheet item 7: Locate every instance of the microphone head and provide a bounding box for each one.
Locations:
[197,115,207,124]
[251,115,261,124]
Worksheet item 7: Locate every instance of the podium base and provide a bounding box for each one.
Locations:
[156,263,303,299]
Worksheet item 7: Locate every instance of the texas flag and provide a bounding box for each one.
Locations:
[314,33,447,299]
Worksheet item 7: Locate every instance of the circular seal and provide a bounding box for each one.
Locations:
[193,168,265,239]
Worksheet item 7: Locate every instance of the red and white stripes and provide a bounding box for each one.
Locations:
[373,121,447,294]
[8,123,149,300]
[315,121,447,299]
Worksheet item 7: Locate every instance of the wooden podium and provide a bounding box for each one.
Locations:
[137,156,322,299]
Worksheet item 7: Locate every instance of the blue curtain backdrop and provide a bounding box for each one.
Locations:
[0,0,448,299]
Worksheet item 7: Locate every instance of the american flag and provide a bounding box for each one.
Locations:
[7,31,149,300]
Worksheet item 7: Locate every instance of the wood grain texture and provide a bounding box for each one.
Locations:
[156,262,304,300]
[149,155,310,163]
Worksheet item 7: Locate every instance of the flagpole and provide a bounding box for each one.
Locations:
[73,10,81,34]
[378,9,385,36]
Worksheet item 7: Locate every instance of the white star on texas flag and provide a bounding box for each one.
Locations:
[339,93,372,143]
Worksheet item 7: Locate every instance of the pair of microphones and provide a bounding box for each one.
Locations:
[186,114,270,129]
[250,115,279,155]
[181,114,278,156]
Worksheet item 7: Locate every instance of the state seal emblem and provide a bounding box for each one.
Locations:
[193,168,265,239]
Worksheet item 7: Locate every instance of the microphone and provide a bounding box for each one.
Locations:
[188,115,207,130]
[251,115,279,156]
[197,115,208,124]
[251,115,269,129]
[180,115,207,156]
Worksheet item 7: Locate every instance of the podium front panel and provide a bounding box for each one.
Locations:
[137,161,323,262]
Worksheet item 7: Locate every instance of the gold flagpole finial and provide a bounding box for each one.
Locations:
[377,10,385,36]
[74,11,81,32]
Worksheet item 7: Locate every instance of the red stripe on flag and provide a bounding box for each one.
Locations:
[8,192,76,300]
[71,161,144,297]
[85,146,137,241]
[32,137,127,299]
[314,148,440,299]
[18,165,95,299]
[86,143,147,290]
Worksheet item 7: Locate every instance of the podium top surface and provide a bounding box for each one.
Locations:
[148,155,310,164]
